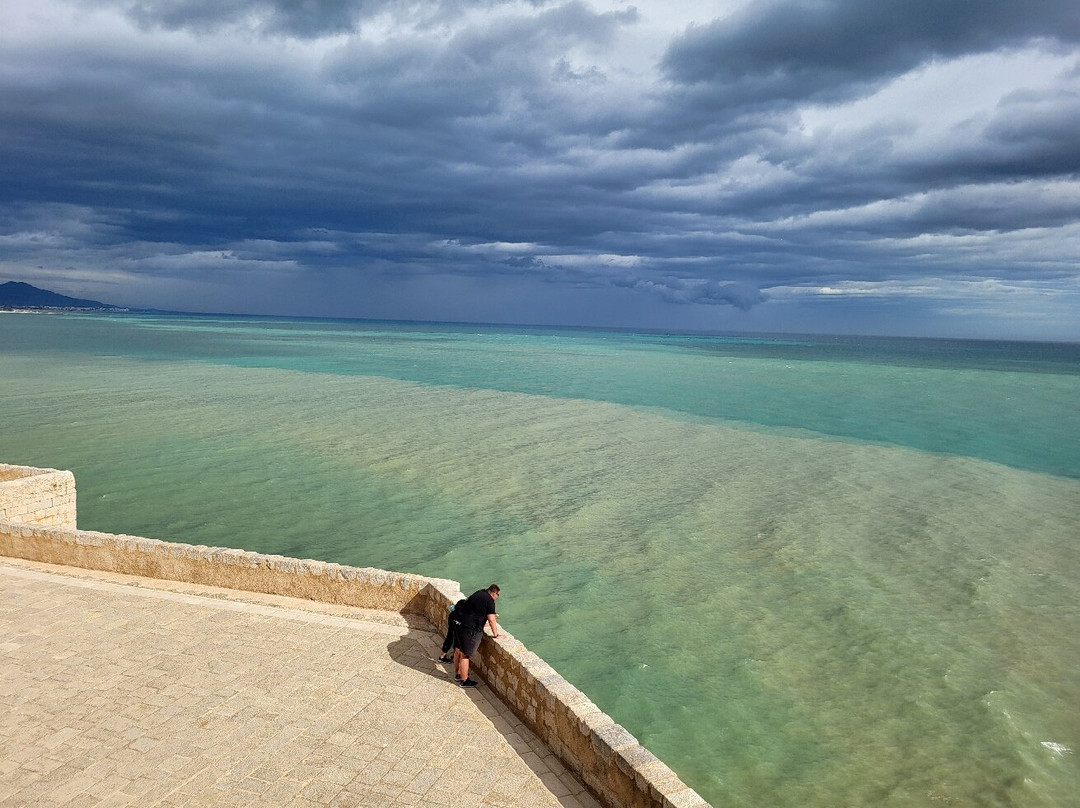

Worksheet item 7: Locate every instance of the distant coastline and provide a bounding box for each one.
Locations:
[0,306,130,314]
[0,280,126,312]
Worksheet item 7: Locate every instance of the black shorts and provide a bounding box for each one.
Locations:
[454,624,483,657]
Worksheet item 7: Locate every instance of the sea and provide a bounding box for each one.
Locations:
[2,311,1078,808]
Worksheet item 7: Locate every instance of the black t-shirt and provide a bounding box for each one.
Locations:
[460,589,496,630]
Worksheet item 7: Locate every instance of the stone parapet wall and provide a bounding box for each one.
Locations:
[0,464,710,808]
[0,521,454,617]
[0,463,76,528]
[423,587,710,808]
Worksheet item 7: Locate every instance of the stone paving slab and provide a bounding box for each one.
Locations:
[0,559,602,808]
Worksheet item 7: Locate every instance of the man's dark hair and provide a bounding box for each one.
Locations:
[487,584,501,594]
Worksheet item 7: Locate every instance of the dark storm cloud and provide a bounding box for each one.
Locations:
[1,0,1079,335]
[977,87,1080,177]
[129,0,364,37]
[643,0,1080,187]
[613,276,768,310]
[100,0,613,39]
[491,254,768,310]
[64,3,633,250]
[663,0,1080,103]
[93,0,404,37]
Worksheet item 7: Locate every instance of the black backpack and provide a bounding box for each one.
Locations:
[450,598,468,626]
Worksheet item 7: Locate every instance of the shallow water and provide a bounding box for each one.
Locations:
[2,312,1078,807]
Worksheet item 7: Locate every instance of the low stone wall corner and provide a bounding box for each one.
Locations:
[0,463,76,529]
[0,462,712,808]
[473,627,712,808]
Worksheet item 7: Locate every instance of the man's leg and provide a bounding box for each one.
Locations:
[456,628,481,685]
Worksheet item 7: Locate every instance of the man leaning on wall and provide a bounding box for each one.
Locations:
[453,584,500,688]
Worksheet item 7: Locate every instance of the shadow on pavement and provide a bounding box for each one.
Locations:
[386,629,595,808]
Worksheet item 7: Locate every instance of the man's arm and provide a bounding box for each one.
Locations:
[487,613,499,638]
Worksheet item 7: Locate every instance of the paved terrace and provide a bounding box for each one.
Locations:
[0,557,602,808]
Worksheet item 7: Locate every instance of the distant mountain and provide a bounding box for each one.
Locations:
[0,281,122,310]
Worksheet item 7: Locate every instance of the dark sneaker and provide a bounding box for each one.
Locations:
[454,673,461,681]
[459,679,478,688]
[438,655,453,663]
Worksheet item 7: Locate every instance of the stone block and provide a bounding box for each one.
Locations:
[615,744,659,777]
[589,723,637,764]
[663,787,711,808]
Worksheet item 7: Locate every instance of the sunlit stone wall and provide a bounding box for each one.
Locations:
[0,463,76,528]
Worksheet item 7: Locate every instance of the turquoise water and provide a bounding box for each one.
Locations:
[2,311,1079,807]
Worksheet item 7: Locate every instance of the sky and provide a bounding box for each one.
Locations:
[2,0,1079,340]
